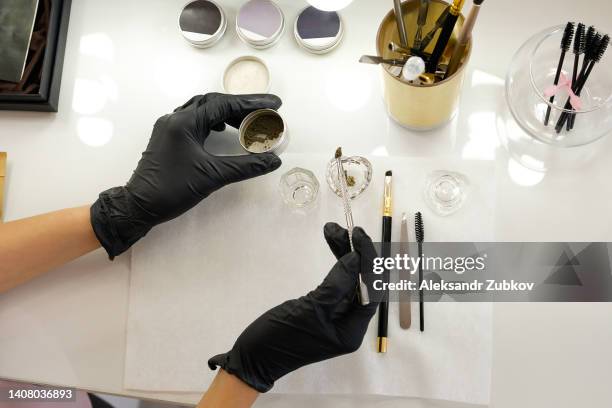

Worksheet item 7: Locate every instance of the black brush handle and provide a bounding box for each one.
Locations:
[555,61,594,132]
[418,241,424,332]
[427,13,458,73]
[568,53,581,130]
[544,50,566,126]
[377,216,392,347]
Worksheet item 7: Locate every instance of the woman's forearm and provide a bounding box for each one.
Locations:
[198,370,259,408]
[0,205,101,293]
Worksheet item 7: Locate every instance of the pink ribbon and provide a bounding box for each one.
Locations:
[544,73,582,111]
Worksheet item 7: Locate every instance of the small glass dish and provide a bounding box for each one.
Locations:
[326,156,372,199]
[423,171,469,216]
[279,167,319,210]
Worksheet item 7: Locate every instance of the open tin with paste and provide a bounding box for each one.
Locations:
[179,0,227,48]
[294,6,344,54]
[236,0,285,49]
[239,109,288,155]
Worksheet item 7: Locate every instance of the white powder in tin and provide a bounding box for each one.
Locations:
[224,59,270,94]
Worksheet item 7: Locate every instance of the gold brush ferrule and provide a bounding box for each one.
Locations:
[450,0,466,15]
[383,174,392,217]
[377,337,388,353]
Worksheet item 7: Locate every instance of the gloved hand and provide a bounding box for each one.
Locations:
[208,223,379,393]
[91,93,282,259]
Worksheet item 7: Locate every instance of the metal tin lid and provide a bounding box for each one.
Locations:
[294,6,344,54]
[236,0,285,49]
[223,56,271,94]
[179,0,227,48]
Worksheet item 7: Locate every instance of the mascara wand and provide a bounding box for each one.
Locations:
[567,23,586,130]
[569,25,595,130]
[556,34,609,132]
[415,211,425,332]
[544,22,575,126]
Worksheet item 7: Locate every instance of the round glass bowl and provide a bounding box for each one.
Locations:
[279,167,319,210]
[423,171,469,216]
[505,25,612,147]
[326,156,372,199]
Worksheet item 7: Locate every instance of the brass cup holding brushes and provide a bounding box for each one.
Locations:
[377,0,471,130]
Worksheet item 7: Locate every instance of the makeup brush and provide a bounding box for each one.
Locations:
[569,25,596,130]
[393,0,409,48]
[556,34,609,132]
[419,7,450,51]
[445,0,485,79]
[415,211,424,332]
[567,23,586,130]
[544,22,575,126]
[414,0,431,50]
[427,0,466,73]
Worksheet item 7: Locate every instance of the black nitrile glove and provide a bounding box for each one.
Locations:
[91,93,282,259]
[208,223,379,393]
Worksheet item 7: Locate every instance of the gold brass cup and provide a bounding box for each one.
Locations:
[377,0,471,130]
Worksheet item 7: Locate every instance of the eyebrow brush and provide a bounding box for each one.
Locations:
[415,211,425,332]
[426,0,465,73]
[567,23,586,130]
[377,171,393,353]
[544,22,575,126]
[335,147,370,306]
[445,0,485,79]
[556,34,609,133]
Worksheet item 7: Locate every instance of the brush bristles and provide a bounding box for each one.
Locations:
[574,23,586,54]
[587,33,603,61]
[595,35,610,63]
[561,22,575,51]
[473,0,484,5]
[414,212,424,243]
[585,26,598,56]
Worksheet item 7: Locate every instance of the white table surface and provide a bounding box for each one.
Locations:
[1,0,612,407]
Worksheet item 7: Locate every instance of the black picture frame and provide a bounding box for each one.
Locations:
[0,0,72,112]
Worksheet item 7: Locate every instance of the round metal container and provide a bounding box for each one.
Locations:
[294,6,344,54]
[236,0,285,49]
[223,56,271,94]
[239,109,288,155]
[377,0,471,130]
[179,0,227,48]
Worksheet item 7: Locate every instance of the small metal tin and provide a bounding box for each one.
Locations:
[223,56,271,94]
[294,6,344,54]
[239,109,288,155]
[236,0,285,49]
[179,0,227,48]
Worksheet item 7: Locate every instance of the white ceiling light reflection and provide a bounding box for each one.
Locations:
[325,67,372,112]
[371,145,390,156]
[78,118,114,147]
[507,158,545,186]
[307,0,353,11]
[79,33,114,61]
[72,78,115,115]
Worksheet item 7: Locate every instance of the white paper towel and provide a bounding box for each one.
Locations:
[126,154,494,405]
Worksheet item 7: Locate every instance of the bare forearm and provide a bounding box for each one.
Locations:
[0,206,101,293]
[198,370,259,408]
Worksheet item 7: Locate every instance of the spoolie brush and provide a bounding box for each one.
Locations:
[415,211,425,332]
[556,33,609,132]
[567,23,586,130]
[544,22,575,126]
